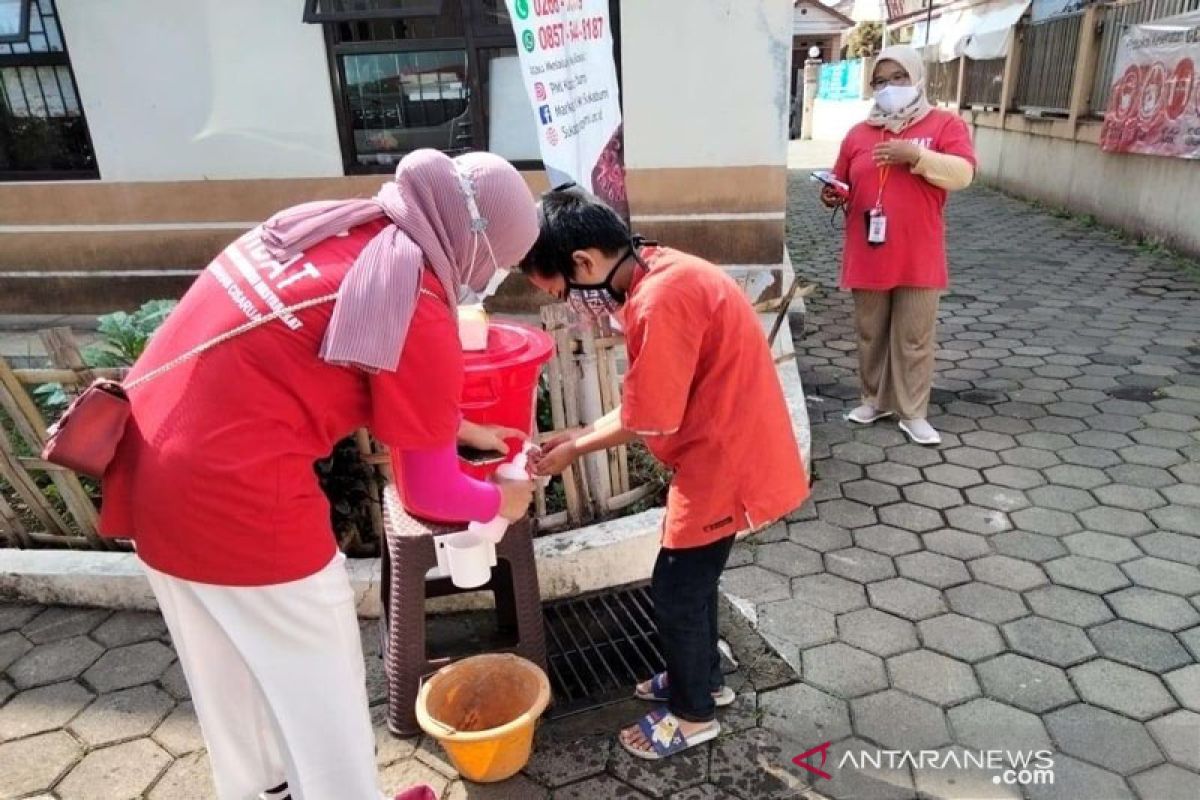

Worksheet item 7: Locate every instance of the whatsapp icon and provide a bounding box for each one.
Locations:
[515,0,529,20]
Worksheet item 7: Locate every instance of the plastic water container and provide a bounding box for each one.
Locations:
[468,449,533,544]
[396,319,553,525]
[459,321,554,480]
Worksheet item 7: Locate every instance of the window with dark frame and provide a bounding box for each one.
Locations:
[0,0,96,180]
[307,0,621,175]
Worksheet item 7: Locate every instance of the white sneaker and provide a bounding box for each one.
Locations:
[846,404,895,425]
[899,418,942,446]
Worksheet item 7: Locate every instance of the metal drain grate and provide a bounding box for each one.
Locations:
[542,583,664,719]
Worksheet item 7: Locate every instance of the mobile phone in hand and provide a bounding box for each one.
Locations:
[811,170,850,198]
[457,445,506,466]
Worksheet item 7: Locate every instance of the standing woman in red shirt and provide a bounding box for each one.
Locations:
[99,150,536,800]
[821,45,976,445]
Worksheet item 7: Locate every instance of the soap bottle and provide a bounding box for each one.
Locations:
[468,446,535,543]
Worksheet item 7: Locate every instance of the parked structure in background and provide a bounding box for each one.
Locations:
[813,0,1200,255]
[0,0,796,315]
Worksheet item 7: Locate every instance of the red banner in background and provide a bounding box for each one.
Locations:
[1100,10,1200,159]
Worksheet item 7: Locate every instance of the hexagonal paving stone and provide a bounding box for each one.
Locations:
[992,531,1068,563]
[817,499,879,530]
[1045,703,1162,776]
[1005,615,1098,667]
[1165,665,1200,713]
[753,542,823,578]
[944,446,1002,470]
[868,578,947,621]
[1044,556,1131,594]
[964,484,1031,513]
[7,636,104,690]
[0,604,43,634]
[57,738,172,800]
[889,650,979,706]
[1044,464,1111,490]
[854,525,921,556]
[924,463,984,489]
[866,461,923,486]
[946,583,1028,624]
[1093,484,1168,512]
[788,521,854,553]
[902,482,965,512]
[0,680,94,742]
[1110,463,1178,489]
[836,608,919,658]
[983,465,1046,491]
[147,751,216,800]
[1121,444,1185,468]
[82,640,175,694]
[1070,659,1178,720]
[977,654,1076,714]
[722,566,792,605]
[709,728,807,800]
[760,682,852,746]
[913,745,1024,800]
[919,614,1005,663]
[1130,764,1200,800]
[877,502,944,534]
[945,505,1011,535]
[887,443,943,468]
[1025,755,1134,800]
[792,574,869,615]
[832,441,887,465]
[1024,585,1113,627]
[1002,447,1061,470]
[20,607,110,644]
[153,701,204,757]
[1027,485,1097,513]
[1064,532,1142,564]
[802,642,887,698]
[1010,507,1082,538]
[1147,709,1200,772]
[970,555,1048,592]
[524,733,610,787]
[851,689,950,750]
[69,684,175,747]
[1077,506,1155,537]
[0,730,82,798]
[1162,483,1200,508]
[947,698,1052,753]
[1150,505,1200,535]
[0,679,11,707]
[1109,587,1200,632]
[924,529,991,560]
[758,599,837,651]
[825,547,896,584]
[895,551,971,589]
[90,611,168,649]
[1138,532,1200,567]
[1091,619,1194,674]
[1124,557,1200,596]
[842,479,902,507]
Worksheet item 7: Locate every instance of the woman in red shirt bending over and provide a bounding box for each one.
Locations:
[821,45,976,446]
[100,150,537,800]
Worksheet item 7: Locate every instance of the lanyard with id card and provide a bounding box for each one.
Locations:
[866,139,891,247]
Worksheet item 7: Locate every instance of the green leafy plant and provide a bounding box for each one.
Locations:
[846,22,883,59]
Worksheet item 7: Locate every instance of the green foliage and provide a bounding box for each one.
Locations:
[846,22,883,59]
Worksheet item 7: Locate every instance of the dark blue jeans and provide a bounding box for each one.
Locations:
[651,534,736,723]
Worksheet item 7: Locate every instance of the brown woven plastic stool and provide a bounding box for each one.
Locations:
[379,486,548,736]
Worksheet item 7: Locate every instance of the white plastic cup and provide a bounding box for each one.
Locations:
[444,532,492,589]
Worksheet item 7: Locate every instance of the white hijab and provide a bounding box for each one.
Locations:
[866,45,934,134]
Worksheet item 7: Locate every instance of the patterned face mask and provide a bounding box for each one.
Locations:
[565,248,632,319]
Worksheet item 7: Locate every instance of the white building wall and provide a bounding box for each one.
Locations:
[57,0,343,181]
[619,0,793,170]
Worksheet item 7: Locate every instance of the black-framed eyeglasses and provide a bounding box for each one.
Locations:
[870,72,911,90]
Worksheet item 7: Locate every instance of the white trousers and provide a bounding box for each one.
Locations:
[141,553,381,800]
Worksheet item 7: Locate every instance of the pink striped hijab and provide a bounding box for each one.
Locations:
[260,149,538,372]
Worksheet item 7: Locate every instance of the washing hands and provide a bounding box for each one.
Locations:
[457,419,526,455]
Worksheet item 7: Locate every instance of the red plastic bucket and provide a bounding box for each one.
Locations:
[398,320,554,522]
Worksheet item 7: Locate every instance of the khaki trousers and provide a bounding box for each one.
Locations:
[852,288,941,420]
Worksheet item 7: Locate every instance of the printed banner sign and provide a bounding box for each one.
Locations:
[1100,10,1200,160]
[505,0,628,217]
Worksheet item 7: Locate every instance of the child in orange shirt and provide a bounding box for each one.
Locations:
[523,187,809,759]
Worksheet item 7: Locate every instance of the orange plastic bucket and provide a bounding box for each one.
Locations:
[416,654,551,783]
